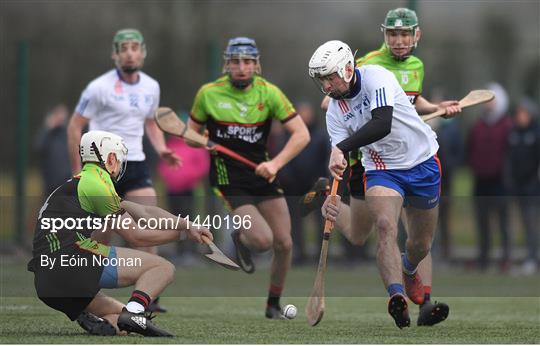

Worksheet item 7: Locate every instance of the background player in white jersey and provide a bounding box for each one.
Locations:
[308,40,442,329]
[67,28,180,312]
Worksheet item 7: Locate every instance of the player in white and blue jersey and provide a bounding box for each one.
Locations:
[308,40,441,329]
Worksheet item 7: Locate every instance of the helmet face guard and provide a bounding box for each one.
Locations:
[91,141,128,182]
[113,143,128,182]
[309,74,353,100]
[112,28,146,73]
[222,37,261,88]
[308,40,356,99]
[81,131,129,182]
[381,8,419,60]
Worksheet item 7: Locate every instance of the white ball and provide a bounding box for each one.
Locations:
[283,304,297,319]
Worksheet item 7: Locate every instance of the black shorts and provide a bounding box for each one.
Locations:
[348,162,366,199]
[114,160,153,197]
[213,180,284,210]
[30,247,107,320]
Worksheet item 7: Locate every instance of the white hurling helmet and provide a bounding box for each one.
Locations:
[80,130,128,181]
[308,40,355,88]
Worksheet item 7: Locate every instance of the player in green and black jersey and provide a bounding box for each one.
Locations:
[188,37,310,319]
[28,130,212,336]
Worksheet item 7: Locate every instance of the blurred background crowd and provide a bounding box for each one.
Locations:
[1,1,539,276]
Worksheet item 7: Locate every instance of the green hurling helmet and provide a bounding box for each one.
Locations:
[382,8,419,30]
[381,8,420,60]
[112,28,146,55]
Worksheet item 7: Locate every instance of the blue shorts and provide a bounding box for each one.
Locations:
[114,161,153,197]
[98,246,118,289]
[365,156,441,209]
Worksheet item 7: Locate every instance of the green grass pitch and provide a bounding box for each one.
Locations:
[1,260,539,343]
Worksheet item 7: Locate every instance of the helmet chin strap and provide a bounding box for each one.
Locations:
[91,142,105,167]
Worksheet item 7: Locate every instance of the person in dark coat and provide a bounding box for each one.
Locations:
[466,82,513,271]
[35,104,72,196]
[505,98,540,274]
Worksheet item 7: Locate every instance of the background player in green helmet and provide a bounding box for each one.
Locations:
[188,37,310,319]
[362,7,461,114]
[322,8,461,114]
[307,8,459,326]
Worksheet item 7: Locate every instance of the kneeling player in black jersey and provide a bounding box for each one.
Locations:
[29,130,212,336]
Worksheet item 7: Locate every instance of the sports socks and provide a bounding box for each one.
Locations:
[126,289,151,313]
[267,284,283,308]
[402,252,418,275]
[423,285,432,303]
[387,283,405,297]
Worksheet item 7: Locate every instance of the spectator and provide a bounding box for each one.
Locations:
[158,134,210,264]
[505,98,540,275]
[34,104,71,196]
[432,115,464,260]
[466,82,513,271]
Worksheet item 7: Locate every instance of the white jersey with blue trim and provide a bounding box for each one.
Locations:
[326,65,438,171]
[75,69,160,161]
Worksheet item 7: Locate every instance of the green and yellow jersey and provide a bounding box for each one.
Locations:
[356,44,424,105]
[31,163,122,259]
[29,163,125,319]
[190,74,297,186]
[77,163,122,218]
